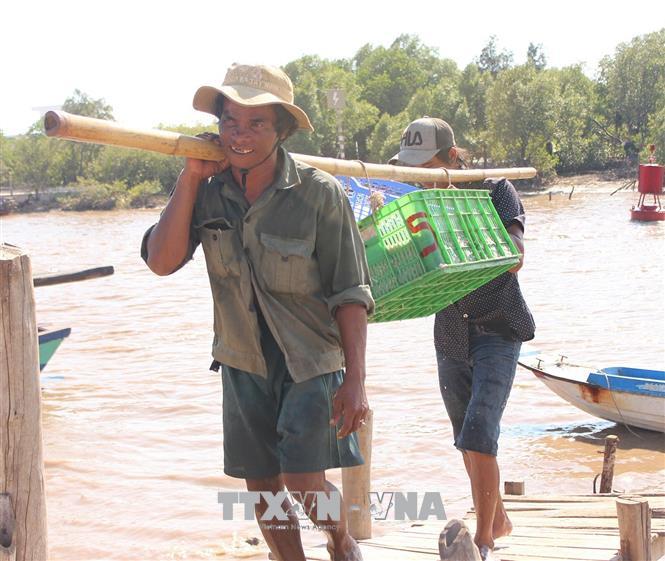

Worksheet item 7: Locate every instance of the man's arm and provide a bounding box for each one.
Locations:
[330,303,370,439]
[146,154,226,276]
[507,222,524,274]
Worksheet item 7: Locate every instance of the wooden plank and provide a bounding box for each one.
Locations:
[400,528,620,548]
[405,522,621,538]
[362,530,619,559]
[305,493,664,561]
[502,494,665,503]
[491,543,617,561]
[503,496,665,510]
[492,554,619,561]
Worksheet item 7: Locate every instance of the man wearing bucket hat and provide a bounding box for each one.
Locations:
[142,63,373,561]
[391,117,535,561]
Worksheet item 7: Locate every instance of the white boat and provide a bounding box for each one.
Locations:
[518,353,665,433]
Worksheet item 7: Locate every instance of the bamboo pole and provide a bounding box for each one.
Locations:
[341,409,373,540]
[0,245,48,561]
[617,496,651,561]
[44,111,537,184]
[599,435,619,493]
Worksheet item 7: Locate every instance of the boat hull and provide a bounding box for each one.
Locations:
[519,357,665,433]
[38,327,71,371]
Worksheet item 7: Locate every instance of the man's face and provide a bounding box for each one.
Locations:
[218,99,281,169]
[415,155,448,189]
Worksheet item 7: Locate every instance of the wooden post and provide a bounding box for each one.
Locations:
[0,245,48,561]
[0,494,16,561]
[504,481,525,496]
[342,409,373,540]
[600,435,619,493]
[617,496,651,561]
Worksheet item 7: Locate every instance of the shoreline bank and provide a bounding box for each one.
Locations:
[0,171,636,215]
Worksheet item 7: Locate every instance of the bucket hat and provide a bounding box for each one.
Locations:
[193,63,313,131]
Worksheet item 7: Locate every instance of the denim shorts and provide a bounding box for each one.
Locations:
[436,327,521,456]
[220,318,363,479]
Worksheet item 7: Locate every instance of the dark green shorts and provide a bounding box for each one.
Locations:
[220,322,363,479]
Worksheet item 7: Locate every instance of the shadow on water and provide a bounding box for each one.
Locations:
[568,423,665,453]
[506,420,665,452]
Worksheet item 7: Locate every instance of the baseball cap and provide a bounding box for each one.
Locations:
[389,117,455,165]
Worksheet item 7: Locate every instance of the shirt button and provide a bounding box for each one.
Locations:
[462,313,469,319]
[244,216,251,223]
[212,234,218,240]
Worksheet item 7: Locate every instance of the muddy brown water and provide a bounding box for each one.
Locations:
[1,186,663,560]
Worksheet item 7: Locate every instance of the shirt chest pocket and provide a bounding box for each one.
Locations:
[200,226,242,278]
[259,233,317,295]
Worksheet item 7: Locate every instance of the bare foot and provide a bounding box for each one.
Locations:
[492,512,513,539]
[439,520,482,561]
[327,535,363,561]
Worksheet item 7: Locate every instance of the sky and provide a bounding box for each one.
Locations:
[2,0,664,137]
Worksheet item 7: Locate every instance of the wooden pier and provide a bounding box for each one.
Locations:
[303,492,665,561]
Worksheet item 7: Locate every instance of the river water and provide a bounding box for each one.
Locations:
[1,185,664,560]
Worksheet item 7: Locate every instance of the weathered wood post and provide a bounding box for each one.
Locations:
[0,244,48,561]
[504,481,525,496]
[600,435,619,493]
[0,494,16,561]
[617,496,651,561]
[342,409,373,539]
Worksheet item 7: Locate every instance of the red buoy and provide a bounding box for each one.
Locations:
[631,145,665,221]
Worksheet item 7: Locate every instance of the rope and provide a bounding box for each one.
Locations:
[354,159,385,213]
[440,167,452,188]
[601,370,642,439]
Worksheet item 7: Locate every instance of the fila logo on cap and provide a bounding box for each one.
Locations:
[401,131,424,147]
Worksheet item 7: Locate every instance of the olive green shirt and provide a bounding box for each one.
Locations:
[142,148,374,382]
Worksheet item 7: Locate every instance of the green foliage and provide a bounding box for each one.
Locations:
[90,145,182,191]
[57,178,127,211]
[542,66,590,171]
[527,43,547,70]
[7,30,665,201]
[284,56,380,158]
[127,180,163,208]
[477,36,514,76]
[7,133,65,190]
[598,29,665,144]
[366,113,407,163]
[0,131,13,186]
[486,65,558,174]
[58,90,117,184]
[354,34,449,116]
[63,89,114,120]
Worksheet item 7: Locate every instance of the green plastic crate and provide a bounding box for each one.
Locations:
[358,189,520,323]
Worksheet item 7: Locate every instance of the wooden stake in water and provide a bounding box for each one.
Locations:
[599,435,619,493]
[342,409,373,540]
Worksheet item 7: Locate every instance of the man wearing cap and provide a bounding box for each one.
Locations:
[141,63,372,561]
[391,117,535,561]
